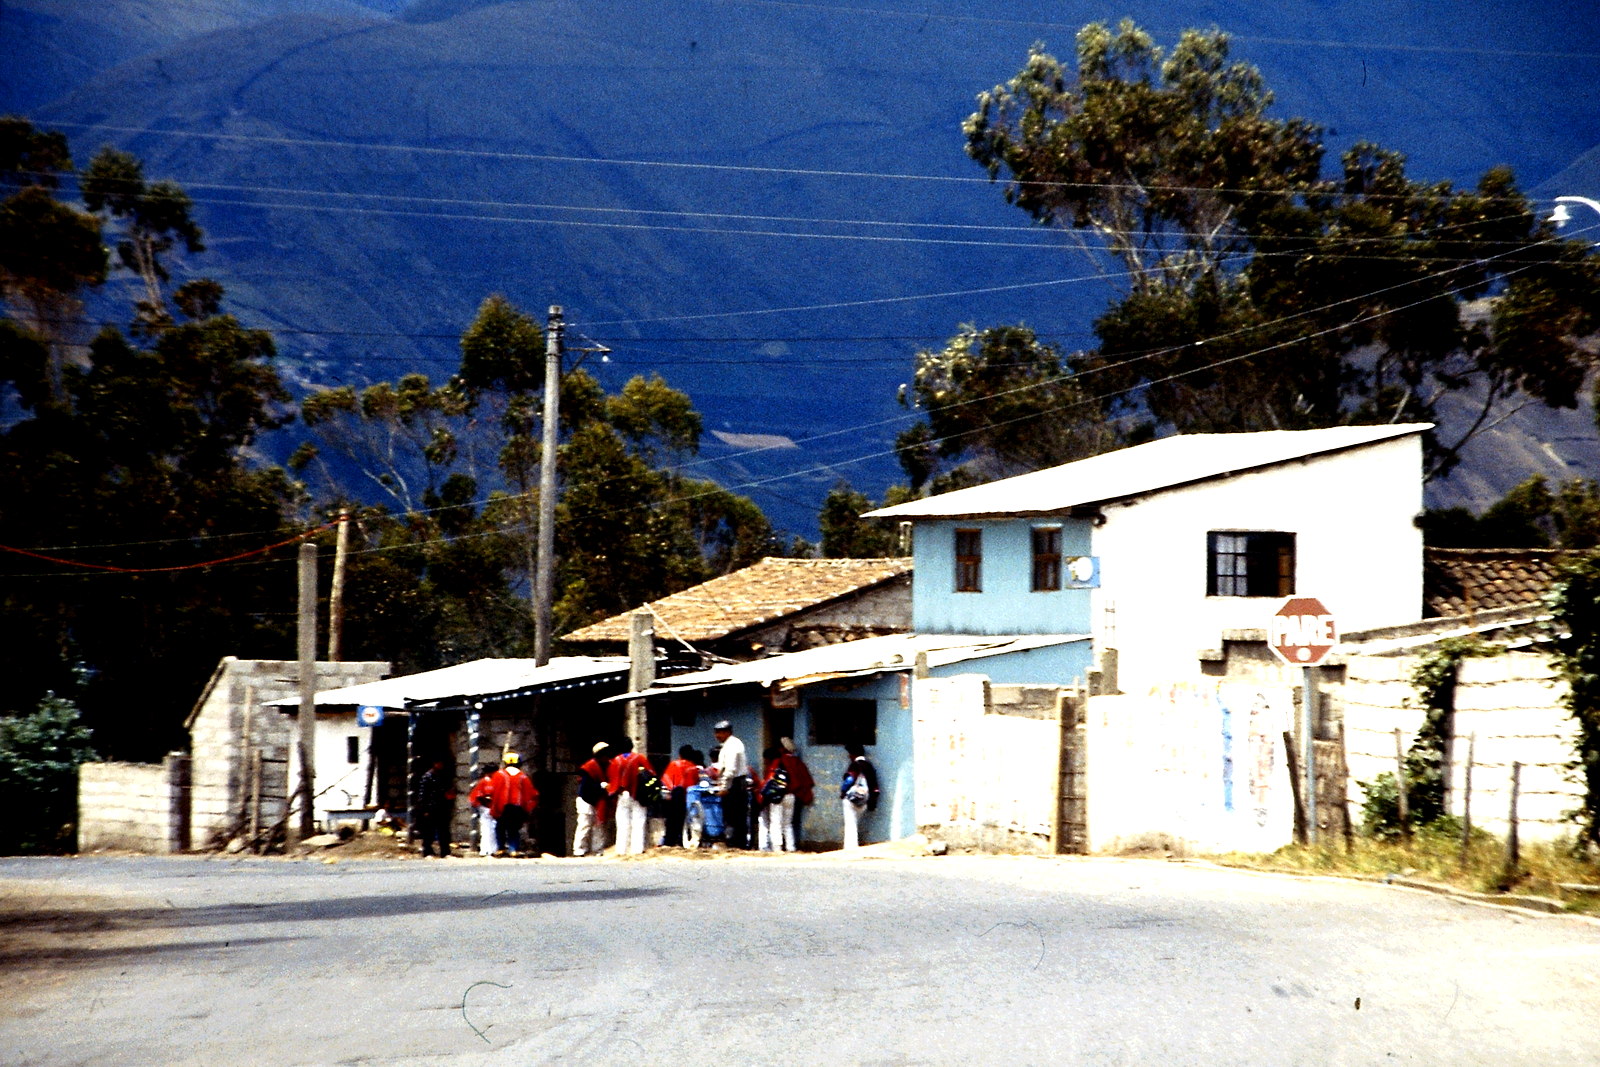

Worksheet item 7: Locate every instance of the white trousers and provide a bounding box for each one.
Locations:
[477,808,498,856]
[614,791,647,855]
[759,795,797,851]
[573,798,607,856]
[842,799,867,849]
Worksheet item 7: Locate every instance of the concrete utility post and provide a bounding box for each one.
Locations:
[533,305,563,665]
[296,540,317,841]
[626,610,654,746]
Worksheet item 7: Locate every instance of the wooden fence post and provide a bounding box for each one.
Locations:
[1459,732,1475,867]
[1394,728,1411,845]
[1283,730,1306,845]
[1338,721,1354,854]
[1506,761,1522,877]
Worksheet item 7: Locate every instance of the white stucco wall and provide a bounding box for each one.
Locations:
[1092,434,1424,693]
[1086,683,1296,854]
[284,711,377,826]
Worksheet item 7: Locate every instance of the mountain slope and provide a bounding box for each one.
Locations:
[19,0,1600,532]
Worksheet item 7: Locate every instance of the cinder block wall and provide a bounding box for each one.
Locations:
[1448,653,1581,842]
[188,658,389,849]
[1335,650,1583,843]
[78,760,180,852]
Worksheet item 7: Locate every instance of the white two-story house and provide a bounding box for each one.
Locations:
[868,424,1429,695]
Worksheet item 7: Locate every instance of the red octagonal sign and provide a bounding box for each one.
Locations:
[1269,596,1338,666]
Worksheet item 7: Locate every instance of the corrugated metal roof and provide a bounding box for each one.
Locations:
[267,656,630,710]
[865,424,1430,520]
[605,632,1088,701]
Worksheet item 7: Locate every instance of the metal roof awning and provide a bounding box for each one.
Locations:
[265,656,631,711]
[603,633,1089,702]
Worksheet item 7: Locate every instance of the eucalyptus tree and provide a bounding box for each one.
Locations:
[903,20,1600,486]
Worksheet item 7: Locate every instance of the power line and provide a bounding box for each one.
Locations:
[10,226,1569,569]
[34,172,1561,253]
[0,518,338,572]
[49,122,1591,204]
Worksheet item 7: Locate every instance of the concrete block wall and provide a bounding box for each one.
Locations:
[188,657,388,849]
[78,760,182,853]
[1447,653,1582,842]
[1338,653,1428,803]
[1336,650,1584,843]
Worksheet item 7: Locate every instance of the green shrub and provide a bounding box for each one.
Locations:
[0,693,96,854]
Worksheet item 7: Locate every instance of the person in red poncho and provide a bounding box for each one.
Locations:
[573,741,611,857]
[467,762,498,857]
[661,745,702,847]
[778,737,815,848]
[605,737,655,855]
[490,753,537,857]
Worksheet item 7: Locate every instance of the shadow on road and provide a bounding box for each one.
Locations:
[0,935,302,968]
[1,884,676,936]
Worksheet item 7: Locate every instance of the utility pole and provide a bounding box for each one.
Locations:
[296,540,317,841]
[327,509,350,661]
[626,610,655,747]
[533,305,563,665]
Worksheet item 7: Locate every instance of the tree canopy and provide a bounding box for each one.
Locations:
[0,121,300,759]
[901,20,1600,488]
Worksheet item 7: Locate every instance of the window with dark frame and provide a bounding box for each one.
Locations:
[954,528,982,592]
[346,736,360,764]
[808,698,878,747]
[1031,526,1062,591]
[1207,531,1296,597]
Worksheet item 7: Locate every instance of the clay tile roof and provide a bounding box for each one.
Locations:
[561,557,913,645]
[1423,547,1574,617]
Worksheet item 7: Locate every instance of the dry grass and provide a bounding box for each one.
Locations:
[1207,826,1600,913]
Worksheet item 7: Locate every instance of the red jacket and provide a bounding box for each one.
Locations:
[468,774,495,809]
[490,766,537,819]
[662,758,699,791]
[778,753,815,805]
[606,751,656,798]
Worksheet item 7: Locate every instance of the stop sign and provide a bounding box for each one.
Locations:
[1268,596,1338,665]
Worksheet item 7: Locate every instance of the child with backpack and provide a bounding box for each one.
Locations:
[757,745,797,852]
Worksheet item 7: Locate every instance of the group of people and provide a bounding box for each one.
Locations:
[419,723,882,859]
[568,721,881,855]
[414,753,539,858]
[463,753,538,857]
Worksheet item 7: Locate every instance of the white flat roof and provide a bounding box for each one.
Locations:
[865,424,1430,520]
[267,656,630,710]
[605,632,1088,701]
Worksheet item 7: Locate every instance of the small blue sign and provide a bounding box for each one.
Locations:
[1063,555,1100,589]
[357,705,386,727]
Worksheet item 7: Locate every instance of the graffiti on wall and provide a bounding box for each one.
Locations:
[1099,681,1294,852]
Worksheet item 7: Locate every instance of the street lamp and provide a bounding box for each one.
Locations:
[1549,195,1600,243]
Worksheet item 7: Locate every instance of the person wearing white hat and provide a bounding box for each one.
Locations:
[573,741,611,856]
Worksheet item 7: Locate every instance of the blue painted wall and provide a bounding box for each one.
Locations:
[664,673,915,847]
[912,517,1094,635]
[929,640,1092,688]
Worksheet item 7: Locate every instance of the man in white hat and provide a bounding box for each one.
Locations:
[711,720,750,849]
[573,741,611,856]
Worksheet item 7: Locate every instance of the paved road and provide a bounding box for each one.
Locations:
[2,852,1597,1066]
